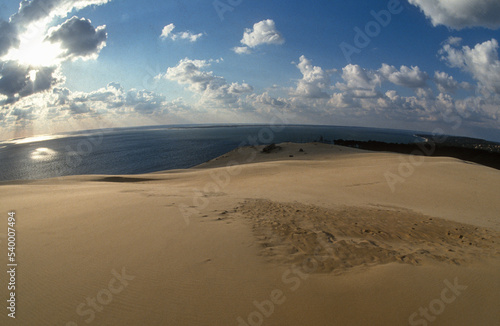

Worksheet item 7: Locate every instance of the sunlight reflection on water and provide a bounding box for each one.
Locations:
[30,147,58,161]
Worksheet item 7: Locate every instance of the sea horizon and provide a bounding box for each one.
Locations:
[0,124,433,182]
[4,122,500,144]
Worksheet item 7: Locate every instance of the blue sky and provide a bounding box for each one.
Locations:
[1,0,500,141]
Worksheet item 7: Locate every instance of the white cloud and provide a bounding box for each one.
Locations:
[433,71,472,93]
[160,23,203,42]
[434,71,459,93]
[50,83,170,116]
[158,58,217,92]
[126,89,166,114]
[234,19,284,54]
[446,37,462,46]
[408,0,500,29]
[291,55,332,98]
[249,92,286,108]
[338,64,382,91]
[439,38,500,94]
[285,58,499,130]
[160,24,175,39]
[415,87,434,99]
[232,46,251,54]
[378,64,429,88]
[157,57,253,105]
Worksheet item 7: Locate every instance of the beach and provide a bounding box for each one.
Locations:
[1,142,499,325]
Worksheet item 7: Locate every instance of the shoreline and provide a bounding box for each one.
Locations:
[2,135,500,184]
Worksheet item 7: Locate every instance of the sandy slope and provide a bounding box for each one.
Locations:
[0,142,499,326]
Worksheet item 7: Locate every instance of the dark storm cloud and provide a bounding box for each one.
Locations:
[11,0,59,25]
[20,65,62,96]
[0,62,28,98]
[46,16,107,59]
[0,20,19,57]
[0,61,62,102]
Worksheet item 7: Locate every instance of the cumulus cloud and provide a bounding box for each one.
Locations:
[249,92,286,108]
[157,58,252,104]
[439,38,500,94]
[160,23,203,42]
[68,83,124,109]
[339,64,382,91]
[433,71,472,93]
[126,89,166,114]
[46,16,107,60]
[334,64,429,96]
[48,83,170,116]
[160,24,175,39]
[233,19,284,54]
[446,36,462,46]
[68,101,90,114]
[0,61,63,103]
[415,87,434,99]
[291,55,332,98]
[232,46,251,55]
[408,0,500,29]
[283,55,498,130]
[159,58,218,92]
[378,64,429,88]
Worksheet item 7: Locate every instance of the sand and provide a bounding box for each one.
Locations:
[0,142,499,325]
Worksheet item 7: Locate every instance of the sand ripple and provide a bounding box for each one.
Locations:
[235,200,500,273]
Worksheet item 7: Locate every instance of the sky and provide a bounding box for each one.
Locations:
[1,0,500,141]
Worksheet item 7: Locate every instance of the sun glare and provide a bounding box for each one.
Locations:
[3,25,62,67]
[6,39,62,67]
[29,70,37,81]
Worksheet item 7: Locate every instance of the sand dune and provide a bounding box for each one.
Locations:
[0,143,499,325]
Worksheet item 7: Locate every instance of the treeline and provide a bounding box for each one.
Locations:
[333,139,500,170]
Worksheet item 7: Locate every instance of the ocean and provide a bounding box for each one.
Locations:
[0,124,424,182]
